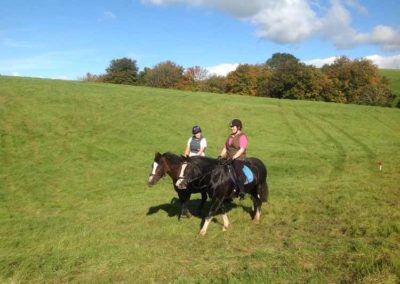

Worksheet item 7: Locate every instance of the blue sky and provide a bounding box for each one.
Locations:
[1,0,399,79]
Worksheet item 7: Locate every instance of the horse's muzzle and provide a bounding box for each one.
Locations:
[148,174,156,186]
[175,178,187,190]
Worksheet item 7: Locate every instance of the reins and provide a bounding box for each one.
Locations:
[183,168,214,184]
[178,161,216,185]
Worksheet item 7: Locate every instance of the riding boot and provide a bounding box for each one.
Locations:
[237,176,246,200]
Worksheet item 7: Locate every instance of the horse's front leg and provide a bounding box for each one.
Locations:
[177,190,192,220]
[199,197,223,236]
[196,191,208,216]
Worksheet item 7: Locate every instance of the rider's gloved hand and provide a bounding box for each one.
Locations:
[220,157,232,166]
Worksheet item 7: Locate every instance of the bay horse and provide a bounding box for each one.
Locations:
[148,152,211,219]
[176,157,268,236]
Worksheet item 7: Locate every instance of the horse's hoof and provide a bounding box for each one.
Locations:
[179,213,191,220]
[252,219,260,224]
[222,226,229,232]
[199,230,206,236]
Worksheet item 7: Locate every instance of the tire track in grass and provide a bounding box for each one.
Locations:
[368,107,400,134]
[277,102,301,144]
[370,114,398,134]
[292,109,325,145]
[316,115,377,162]
[293,109,347,180]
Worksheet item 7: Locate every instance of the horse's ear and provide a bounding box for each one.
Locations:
[181,155,188,161]
[155,152,162,160]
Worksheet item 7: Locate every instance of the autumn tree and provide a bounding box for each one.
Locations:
[80,72,104,82]
[322,57,395,106]
[144,61,184,89]
[226,64,268,96]
[199,75,228,93]
[180,66,209,91]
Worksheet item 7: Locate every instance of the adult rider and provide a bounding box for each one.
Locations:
[218,119,248,199]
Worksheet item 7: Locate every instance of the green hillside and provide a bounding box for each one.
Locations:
[1,76,399,283]
[380,69,400,96]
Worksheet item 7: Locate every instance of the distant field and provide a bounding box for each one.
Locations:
[1,76,399,283]
[380,69,400,96]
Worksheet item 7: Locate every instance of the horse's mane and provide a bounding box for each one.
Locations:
[190,156,217,166]
[210,164,232,187]
[162,152,183,165]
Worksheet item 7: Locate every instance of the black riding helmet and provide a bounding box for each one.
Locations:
[229,119,242,130]
[192,125,202,134]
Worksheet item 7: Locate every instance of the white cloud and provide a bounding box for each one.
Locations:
[250,1,318,43]
[303,56,339,67]
[364,54,400,69]
[303,54,400,69]
[318,0,357,49]
[354,26,400,51]
[206,63,239,76]
[141,0,400,51]
[345,0,368,15]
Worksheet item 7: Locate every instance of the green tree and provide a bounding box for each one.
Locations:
[264,53,334,101]
[137,67,151,86]
[103,57,138,85]
[266,53,299,70]
[265,54,307,99]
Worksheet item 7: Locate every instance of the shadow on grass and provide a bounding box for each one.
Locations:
[147,196,259,226]
[147,197,246,219]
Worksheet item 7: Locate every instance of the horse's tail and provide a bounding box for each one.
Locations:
[257,166,268,202]
[260,172,269,202]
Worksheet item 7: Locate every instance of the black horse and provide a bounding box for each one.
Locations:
[148,152,213,219]
[177,157,268,236]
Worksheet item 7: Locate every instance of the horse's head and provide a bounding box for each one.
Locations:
[175,156,203,190]
[148,152,166,186]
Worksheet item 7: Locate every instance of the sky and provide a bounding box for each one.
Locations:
[1,0,399,80]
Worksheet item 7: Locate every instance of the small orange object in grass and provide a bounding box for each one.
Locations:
[377,162,384,171]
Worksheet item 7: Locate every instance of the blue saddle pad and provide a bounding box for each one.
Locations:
[242,165,254,184]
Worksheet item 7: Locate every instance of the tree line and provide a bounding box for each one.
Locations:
[80,53,397,107]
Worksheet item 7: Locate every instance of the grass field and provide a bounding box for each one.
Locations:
[380,69,400,103]
[1,76,399,283]
[380,69,400,93]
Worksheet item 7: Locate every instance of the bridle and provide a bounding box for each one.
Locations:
[149,160,165,181]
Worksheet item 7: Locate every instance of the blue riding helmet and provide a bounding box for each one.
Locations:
[192,125,202,134]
